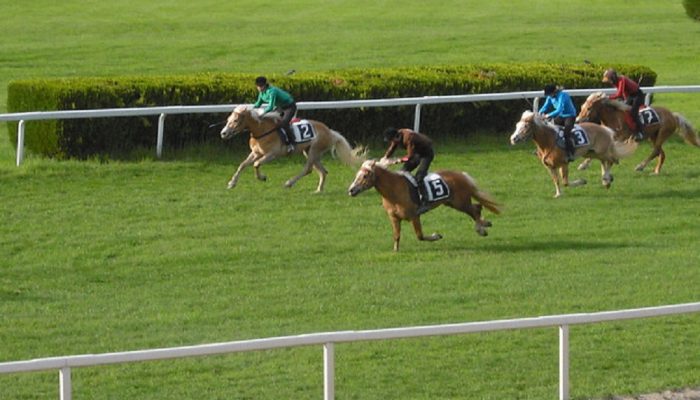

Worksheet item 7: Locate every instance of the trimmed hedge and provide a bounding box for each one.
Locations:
[6,63,656,159]
[684,0,700,20]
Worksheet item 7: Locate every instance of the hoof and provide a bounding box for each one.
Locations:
[227,181,236,189]
[482,220,492,228]
[635,164,645,172]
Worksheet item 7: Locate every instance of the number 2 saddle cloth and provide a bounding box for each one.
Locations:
[290,119,316,143]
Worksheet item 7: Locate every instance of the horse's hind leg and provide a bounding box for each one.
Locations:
[312,160,329,193]
[453,198,490,236]
[285,149,318,189]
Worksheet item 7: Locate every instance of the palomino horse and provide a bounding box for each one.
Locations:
[576,92,700,174]
[348,159,501,251]
[220,105,367,192]
[510,110,637,198]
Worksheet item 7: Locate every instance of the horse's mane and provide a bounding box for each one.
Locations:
[586,91,630,112]
[521,110,553,130]
[234,105,278,123]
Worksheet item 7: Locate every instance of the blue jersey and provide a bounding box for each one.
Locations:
[538,91,576,119]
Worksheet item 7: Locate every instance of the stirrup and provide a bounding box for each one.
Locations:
[416,203,430,215]
[286,144,295,153]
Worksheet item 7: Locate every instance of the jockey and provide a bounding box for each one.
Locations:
[381,127,435,215]
[538,84,577,162]
[253,76,298,152]
[602,69,645,141]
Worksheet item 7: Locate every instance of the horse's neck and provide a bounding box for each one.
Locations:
[531,124,556,150]
[374,167,410,201]
[600,105,630,132]
[247,116,280,141]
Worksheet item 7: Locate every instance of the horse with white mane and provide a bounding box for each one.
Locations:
[510,110,637,198]
[220,105,367,192]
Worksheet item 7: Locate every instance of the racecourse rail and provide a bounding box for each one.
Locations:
[2,85,700,166]
[1,303,699,400]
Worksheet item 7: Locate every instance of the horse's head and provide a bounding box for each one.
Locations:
[220,105,255,140]
[348,159,378,197]
[510,110,537,145]
[576,92,607,123]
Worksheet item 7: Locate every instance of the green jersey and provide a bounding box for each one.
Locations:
[253,85,295,113]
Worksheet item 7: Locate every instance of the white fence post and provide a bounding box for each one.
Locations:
[559,325,570,400]
[413,104,422,132]
[324,343,335,400]
[59,367,72,400]
[16,120,25,166]
[157,113,166,158]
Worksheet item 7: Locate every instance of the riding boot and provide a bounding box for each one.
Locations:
[416,182,430,215]
[280,127,294,153]
[565,138,576,162]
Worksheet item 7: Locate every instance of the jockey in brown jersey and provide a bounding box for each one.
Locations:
[381,127,435,215]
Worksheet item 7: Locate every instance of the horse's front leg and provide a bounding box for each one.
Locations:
[635,144,661,173]
[561,163,587,189]
[228,152,257,189]
[411,217,442,243]
[252,152,281,182]
[547,167,563,198]
[390,215,402,252]
[577,157,593,171]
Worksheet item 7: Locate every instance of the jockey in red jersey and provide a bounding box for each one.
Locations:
[603,69,645,141]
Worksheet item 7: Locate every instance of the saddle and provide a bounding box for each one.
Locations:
[554,125,589,150]
[398,171,451,205]
[623,106,660,131]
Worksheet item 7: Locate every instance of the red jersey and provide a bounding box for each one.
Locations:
[609,76,640,101]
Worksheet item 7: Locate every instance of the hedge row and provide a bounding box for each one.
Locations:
[6,63,656,159]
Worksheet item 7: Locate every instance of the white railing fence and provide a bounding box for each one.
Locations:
[2,85,700,166]
[1,302,699,400]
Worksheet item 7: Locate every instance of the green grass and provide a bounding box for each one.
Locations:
[2,137,700,399]
[2,0,700,399]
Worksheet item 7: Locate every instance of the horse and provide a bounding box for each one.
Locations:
[576,92,700,174]
[348,159,501,251]
[510,110,637,198]
[220,105,367,192]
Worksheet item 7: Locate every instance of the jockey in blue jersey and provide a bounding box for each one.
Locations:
[539,84,577,162]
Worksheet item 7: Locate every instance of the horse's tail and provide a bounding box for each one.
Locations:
[462,172,502,215]
[329,130,369,167]
[608,125,638,159]
[674,113,700,147]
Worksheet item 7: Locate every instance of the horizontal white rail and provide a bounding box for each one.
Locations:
[2,85,700,166]
[1,302,699,400]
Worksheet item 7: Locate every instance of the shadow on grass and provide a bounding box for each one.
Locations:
[421,237,641,253]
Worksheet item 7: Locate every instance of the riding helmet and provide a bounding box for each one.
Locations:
[383,127,399,142]
[602,69,618,84]
[255,76,268,87]
[543,84,557,96]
